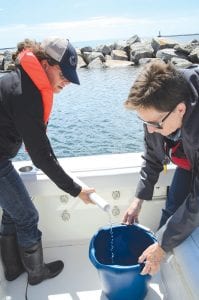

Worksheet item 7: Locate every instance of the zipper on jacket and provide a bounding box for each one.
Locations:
[162,141,170,174]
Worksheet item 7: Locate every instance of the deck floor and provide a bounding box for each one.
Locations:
[4,242,166,300]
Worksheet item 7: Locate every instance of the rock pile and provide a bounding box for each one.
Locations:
[0,34,199,71]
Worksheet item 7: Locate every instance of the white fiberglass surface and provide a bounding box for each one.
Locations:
[3,242,165,300]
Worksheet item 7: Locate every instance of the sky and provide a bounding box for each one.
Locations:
[0,0,198,48]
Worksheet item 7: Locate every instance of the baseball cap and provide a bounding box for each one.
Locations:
[41,37,80,85]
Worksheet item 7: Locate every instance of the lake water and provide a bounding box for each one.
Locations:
[16,66,144,160]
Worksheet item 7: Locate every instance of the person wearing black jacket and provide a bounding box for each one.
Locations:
[122,60,199,276]
[0,37,94,285]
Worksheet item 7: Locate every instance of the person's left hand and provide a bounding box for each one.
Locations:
[78,187,96,204]
[138,242,166,275]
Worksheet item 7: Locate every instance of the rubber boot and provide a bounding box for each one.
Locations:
[0,234,24,281]
[19,240,64,285]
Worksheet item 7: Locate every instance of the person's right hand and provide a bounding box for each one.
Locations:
[78,187,96,204]
[122,197,144,225]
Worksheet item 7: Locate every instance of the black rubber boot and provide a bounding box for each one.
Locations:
[0,234,25,281]
[19,240,64,285]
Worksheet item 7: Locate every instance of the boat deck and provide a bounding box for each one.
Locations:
[5,241,165,300]
[1,153,174,300]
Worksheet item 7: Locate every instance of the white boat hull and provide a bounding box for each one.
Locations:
[0,153,198,299]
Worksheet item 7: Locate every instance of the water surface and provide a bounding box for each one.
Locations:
[16,66,144,160]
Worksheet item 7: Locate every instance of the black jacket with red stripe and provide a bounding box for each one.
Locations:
[135,66,199,252]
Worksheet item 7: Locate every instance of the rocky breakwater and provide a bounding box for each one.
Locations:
[77,34,199,69]
[0,34,199,72]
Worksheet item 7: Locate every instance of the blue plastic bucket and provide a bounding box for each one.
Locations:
[89,224,157,300]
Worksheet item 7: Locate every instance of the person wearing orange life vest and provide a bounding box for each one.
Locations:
[0,37,95,285]
[122,60,199,277]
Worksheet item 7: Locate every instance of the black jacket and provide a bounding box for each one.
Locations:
[0,67,81,197]
[135,66,199,252]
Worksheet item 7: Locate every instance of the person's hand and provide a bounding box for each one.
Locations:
[122,197,144,224]
[78,187,96,204]
[138,242,166,275]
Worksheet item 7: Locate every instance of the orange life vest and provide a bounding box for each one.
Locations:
[18,50,53,124]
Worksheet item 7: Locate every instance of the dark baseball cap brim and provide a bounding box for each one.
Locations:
[59,42,80,85]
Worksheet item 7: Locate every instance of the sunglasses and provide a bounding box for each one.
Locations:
[138,108,175,129]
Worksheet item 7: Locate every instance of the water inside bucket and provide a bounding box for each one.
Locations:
[92,223,156,266]
[107,211,115,264]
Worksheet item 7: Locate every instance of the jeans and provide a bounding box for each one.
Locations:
[0,160,42,247]
[159,167,192,228]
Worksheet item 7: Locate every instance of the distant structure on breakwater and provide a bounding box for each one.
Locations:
[158,31,199,38]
